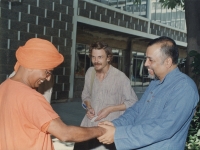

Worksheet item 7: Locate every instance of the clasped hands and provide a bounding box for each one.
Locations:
[86,107,115,144]
[97,121,115,144]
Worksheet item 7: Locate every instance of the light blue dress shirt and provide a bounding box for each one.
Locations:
[112,68,199,150]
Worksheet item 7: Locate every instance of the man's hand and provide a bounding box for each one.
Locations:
[98,121,114,126]
[86,107,95,120]
[95,107,111,121]
[97,124,115,144]
[95,104,126,122]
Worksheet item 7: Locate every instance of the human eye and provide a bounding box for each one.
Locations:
[145,57,153,63]
[146,57,153,62]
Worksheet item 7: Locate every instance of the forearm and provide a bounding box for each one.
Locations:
[63,126,105,142]
[48,118,105,142]
[108,103,126,113]
[83,100,92,109]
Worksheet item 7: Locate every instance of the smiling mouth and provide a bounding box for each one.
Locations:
[148,68,153,73]
[39,80,44,84]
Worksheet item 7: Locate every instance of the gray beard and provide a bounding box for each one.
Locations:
[148,74,156,79]
[148,72,159,80]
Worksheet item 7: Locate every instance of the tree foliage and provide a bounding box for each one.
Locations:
[185,50,200,149]
[159,0,184,9]
[188,51,200,78]
[186,107,200,150]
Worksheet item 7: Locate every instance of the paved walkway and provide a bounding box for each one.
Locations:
[51,100,85,150]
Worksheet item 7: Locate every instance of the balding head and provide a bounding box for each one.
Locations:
[147,36,179,65]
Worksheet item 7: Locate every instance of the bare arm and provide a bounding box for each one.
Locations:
[47,118,105,142]
[95,104,126,121]
[108,103,126,112]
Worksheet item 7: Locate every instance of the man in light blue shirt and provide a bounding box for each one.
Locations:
[98,36,199,150]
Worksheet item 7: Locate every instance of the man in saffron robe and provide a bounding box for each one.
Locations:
[0,38,105,150]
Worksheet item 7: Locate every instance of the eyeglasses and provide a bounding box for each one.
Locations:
[45,70,52,78]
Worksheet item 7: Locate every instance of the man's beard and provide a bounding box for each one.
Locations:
[93,62,102,66]
[93,63,102,71]
[148,73,156,79]
[147,68,158,80]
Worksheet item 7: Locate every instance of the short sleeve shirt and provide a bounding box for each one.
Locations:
[0,79,59,150]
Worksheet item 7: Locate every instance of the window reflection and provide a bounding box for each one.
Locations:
[178,58,186,73]
[112,49,123,71]
[131,51,150,87]
[93,0,185,30]
[75,44,91,77]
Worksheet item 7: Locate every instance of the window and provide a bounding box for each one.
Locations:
[112,49,123,71]
[178,58,186,73]
[130,51,150,87]
[75,44,90,78]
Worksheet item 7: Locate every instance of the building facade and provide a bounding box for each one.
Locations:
[0,0,187,102]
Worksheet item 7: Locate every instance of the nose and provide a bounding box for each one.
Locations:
[144,59,149,67]
[94,58,97,62]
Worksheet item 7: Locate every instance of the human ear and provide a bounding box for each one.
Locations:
[165,57,173,68]
[107,55,111,62]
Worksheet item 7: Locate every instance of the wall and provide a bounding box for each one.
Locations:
[0,0,74,102]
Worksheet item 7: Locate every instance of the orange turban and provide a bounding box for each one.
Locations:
[14,38,64,71]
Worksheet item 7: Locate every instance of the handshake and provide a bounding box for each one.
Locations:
[97,121,116,145]
[82,103,116,144]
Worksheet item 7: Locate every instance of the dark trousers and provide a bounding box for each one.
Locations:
[74,138,116,150]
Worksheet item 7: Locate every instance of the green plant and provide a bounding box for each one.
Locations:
[188,50,200,90]
[185,50,200,149]
[185,107,200,149]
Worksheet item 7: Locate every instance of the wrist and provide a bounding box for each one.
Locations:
[87,107,92,111]
[97,126,106,136]
[87,106,92,109]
